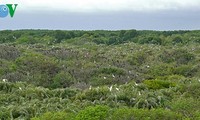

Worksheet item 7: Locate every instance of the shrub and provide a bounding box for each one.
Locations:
[148,63,174,77]
[76,86,110,101]
[172,36,183,44]
[98,67,125,75]
[89,74,114,86]
[15,52,60,87]
[52,71,74,88]
[75,105,110,120]
[159,49,195,64]
[179,83,200,99]
[143,79,176,90]
[51,88,79,99]
[0,45,20,60]
[128,52,147,66]
[170,98,200,119]
[16,35,40,44]
[0,109,10,120]
[110,108,182,120]
[31,111,74,120]
[15,52,59,75]
[173,65,197,77]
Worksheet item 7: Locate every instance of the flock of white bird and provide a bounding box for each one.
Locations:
[88,81,141,97]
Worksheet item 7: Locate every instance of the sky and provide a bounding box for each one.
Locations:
[0,0,200,30]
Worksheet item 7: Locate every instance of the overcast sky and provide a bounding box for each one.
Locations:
[1,0,200,30]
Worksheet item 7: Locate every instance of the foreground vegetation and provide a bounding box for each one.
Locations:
[1,30,200,119]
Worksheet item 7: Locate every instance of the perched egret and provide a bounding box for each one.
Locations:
[109,85,113,92]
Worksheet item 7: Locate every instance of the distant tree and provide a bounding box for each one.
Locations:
[107,36,120,45]
[138,36,162,45]
[123,29,138,41]
[172,36,183,44]
[119,30,126,38]
[54,30,66,43]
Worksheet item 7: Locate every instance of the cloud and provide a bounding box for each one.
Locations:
[2,0,200,12]
[1,10,200,30]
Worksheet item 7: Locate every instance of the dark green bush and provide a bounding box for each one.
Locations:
[98,67,125,75]
[52,71,75,88]
[172,36,183,44]
[89,77,111,86]
[138,36,162,45]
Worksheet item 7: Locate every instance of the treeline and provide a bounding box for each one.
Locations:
[1,29,200,45]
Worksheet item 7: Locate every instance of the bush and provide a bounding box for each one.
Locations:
[16,52,59,74]
[173,65,197,77]
[170,98,200,119]
[148,63,174,77]
[15,52,60,87]
[179,83,200,99]
[98,67,125,75]
[0,45,20,60]
[110,108,182,120]
[31,111,74,120]
[76,86,110,101]
[172,36,183,44]
[0,109,10,120]
[52,71,75,88]
[128,52,147,66]
[143,79,176,90]
[75,105,110,120]
[51,88,79,99]
[16,35,40,44]
[159,49,195,64]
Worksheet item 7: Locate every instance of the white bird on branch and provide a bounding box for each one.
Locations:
[2,79,7,82]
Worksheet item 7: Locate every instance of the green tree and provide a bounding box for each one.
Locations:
[54,30,67,43]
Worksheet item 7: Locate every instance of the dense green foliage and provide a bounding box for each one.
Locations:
[1,29,200,119]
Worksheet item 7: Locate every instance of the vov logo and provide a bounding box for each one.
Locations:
[0,4,18,18]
